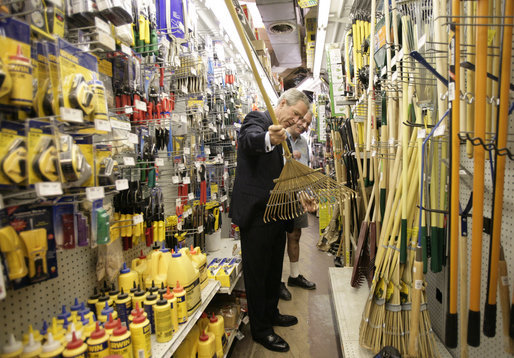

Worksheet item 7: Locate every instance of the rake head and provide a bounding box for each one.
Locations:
[263,158,356,223]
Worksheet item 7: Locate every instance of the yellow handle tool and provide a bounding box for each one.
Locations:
[0,226,28,280]
[19,228,47,279]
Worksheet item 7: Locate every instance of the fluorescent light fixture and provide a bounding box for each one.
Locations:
[239,1,265,28]
[313,0,331,79]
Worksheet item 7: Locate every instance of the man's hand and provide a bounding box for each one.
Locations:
[299,192,318,213]
[269,124,286,146]
[293,150,301,160]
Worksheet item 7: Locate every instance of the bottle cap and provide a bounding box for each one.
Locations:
[80,312,89,326]
[172,251,181,258]
[199,330,209,342]
[40,320,48,336]
[160,242,169,253]
[2,334,22,354]
[89,288,100,300]
[109,284,119,296]
[101,301,114,316]
[70,298,81,313]
[158,282,167,296]
[65,332,83,350]
[78,302,91,317]
[132,314,146,324]
[23,333,41,354]
[138,250,146,259]
[163,286,174,300]
[117,288,129,300]
[201,312,207,319]
[90,322,106,340]
[104,315,121,331]
[120,262,130,274]
[145,293,157,302]
[23,325,42,343]
[131,302,145,317]
[9,45,29,63]
[58,305,71,320]
[156,293,168,306]
[113,326,127,336]
[209,313,218,323]
[41,333,61,353]
[172,281,184,293]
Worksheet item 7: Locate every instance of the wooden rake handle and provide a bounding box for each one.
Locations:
[224,0,291,157]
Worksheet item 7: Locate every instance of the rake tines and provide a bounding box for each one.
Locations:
[263,158,355,223]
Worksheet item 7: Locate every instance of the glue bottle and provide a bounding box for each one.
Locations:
[70,298,82,319]
[39,333,63,358]
[131,251,147,288]
[128,302,146,323]
[109,325,133,358]
[129,310,152,358]
[7,45,33,107]
[198,312,209,333]
[153,293,173,343]
[48,318,67,345]
[196,330,216,358]
[86,323,109,358]
[143,293,158,334]
[104,314,121,336]
[62,332,86,358]
[208,313,226,357]
[99,301,118,323]
[163,287,178,333]
[21,333,41,358]
[115,288,132,327]
[131,285,146,311]
[80,312,96,339]
[57,306,71,326]
[173,281,187,325]
[0,334,23,358]
[87,288,100,314]
[109,284,120,309]
[22,326,42,344]
[119,263,138,293]
[78,303,95,325]
[95,290,113,317]
[129,282,138,299]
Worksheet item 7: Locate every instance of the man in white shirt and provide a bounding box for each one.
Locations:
[279,110,316,301]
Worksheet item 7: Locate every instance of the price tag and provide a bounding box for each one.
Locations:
[35,182,63,197]
[172,176,180,184]
[123,157,135,166]
[242,316,250,325]
[414,280,423,290]
[191,67,197,75]
[459,169,467,176]
[177,222,182,231]
[86,186,105,201]
[205,147,211,155]
[224,161,229,166]
[121,44,131,56]
[180,115,187,124]
[178,163,185,170]
[234,123,241,129]
[418,129,426,139]
[227,109,231,114]
[224,172,229,180]
[186,208,192,216]
[224,114,229,119]
[220,134,225,140]
[204,104,209,112]
[231,141,236,146]
[155,158,164,166]
[371,151,377,157]
[183,177,191,185]
[501,276,509,286]
[60,107,83,123]
[181,85,188,94]
[221,195,227,202]
[216,154,223,162]
[183,210,189,219]
[110,119,131,131]
[434,124,446,137]
[197,225,204,233]
[134,99,147,112]
[115,179,129,191]
[133,214,143,225]
[95,119,112,132]
[211,192,217,200]
[188,193,194,200]
[184,147,191,155]
[388,137,395,146]
[124,106,133,114]
[128,133,138,144]
[176,198,181,207]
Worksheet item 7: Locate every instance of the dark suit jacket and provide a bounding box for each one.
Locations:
[230,110,286,229]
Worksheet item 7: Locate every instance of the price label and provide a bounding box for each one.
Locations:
[434,124,446,137]
[35,182,63,197]
[115,179,129,191]
[216,154,223,162]
[224,161,229,166]
[60,107,83,123]
[459,169,467,176]
[86,186,105,201]
[205,147,211,155]
[110,119,131,131]
[181,85,188,94]
[133,214,143,225]
[94,119,112,132]
[134,99,147,112]
[223,172,229,180]
[231,141,236,146]
[234,123,241,129]
[155,158,164,166]
[197,225,204,233]
[188,193,194,200]
[231,98,234,104]
[123,157,135,166]
[191,67,197,75]
[127,133,138,144]
[242,316,250,325]
[221,195,228,202]
[186,208,192,216]
[224,114,229,119]
[227,109,231,114]
[184,147,191,155]
[124,106,133,114]
[176,198,182,207]
[121,44,131,56]
[172,176,180,184]
[220,134,225,140]
[178,163,185,170]
[183,177,191,185]
[388,137,395,146]
[418,129,426,139]
[177,222,182,231]
[183,210,189,218]
[414,280,423,290]
[180,115,187,124]
[211,192,217,200]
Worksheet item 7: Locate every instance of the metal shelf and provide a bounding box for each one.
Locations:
[219,270,243,295]
[151,279,221,358]
[223,312,245,358]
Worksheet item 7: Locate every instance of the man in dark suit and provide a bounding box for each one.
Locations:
[230,88,310,352]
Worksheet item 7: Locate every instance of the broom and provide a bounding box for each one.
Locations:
[468,0,489,347]
[223,0,355,223]
[483,0,513,338]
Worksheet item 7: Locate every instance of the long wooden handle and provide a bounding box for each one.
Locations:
[408,247,424,356]
[223,0,291,156]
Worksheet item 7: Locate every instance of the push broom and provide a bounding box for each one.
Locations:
[223,0,355,223]
[483,0,513,338]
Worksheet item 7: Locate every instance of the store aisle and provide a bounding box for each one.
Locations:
[229,214,342,357]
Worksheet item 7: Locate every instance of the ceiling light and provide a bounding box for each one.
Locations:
[313,0,331,79]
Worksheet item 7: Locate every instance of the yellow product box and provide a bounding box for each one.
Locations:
[216,264,237,288]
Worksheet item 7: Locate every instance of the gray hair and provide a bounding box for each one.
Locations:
[277,88,310,109]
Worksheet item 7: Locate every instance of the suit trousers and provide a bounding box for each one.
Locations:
[240,220,286,339]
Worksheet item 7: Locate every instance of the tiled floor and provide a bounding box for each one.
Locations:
[228,214,343,357]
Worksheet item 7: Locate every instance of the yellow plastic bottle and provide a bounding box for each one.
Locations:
[48,318,67,346]
[143,293,158,334]
[188,323,200,358]
[39,333,64,358]
[131,251,147,288]
[109,284,120,309]
[129,311,152,358]
[119,263,139,293]
[144,250,162,289]
[7,45,33,107]
[129,282,138,300]
[62,332,86,358]
[80,312,96,339]
[98,301,118,323]
[0,334,23,358]
[104,314,121,336]
[78,303,95,324]
[128,302,147,323]
[173,338,190,358]
[173,281,187,325]
[22,326,42,344]
[131,285,147,311]
[197,330,216,358]
[153,293,173,343]
[87,288,100,314]
[208,313,227,357]
[116,288,132,327]
[167,251,200,317]
[198,312,209,333]
[57,305,72,327]
[86,323,109,358]
[95,291,113,317]
[190,246,208,289]
[70,298,82,320]
[163,287,178,333]
[156,246,171,286]
[109,326,133,358]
